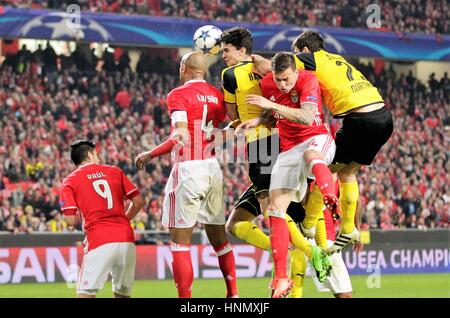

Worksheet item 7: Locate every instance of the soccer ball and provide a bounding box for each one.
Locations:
[193,25,222,55]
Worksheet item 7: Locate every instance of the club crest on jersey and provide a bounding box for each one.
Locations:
[290,91,299,103]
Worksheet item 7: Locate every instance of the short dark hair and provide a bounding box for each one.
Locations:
[70,140,95,166]
[272,52,296,74]
[292,30,325,52]
[221,27,253,55]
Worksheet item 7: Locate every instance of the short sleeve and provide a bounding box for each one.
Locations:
[60,179,78,215]
[167,90,187,115]
[221,68,237,104]
[299,72,320,106]
[120,169,140,200]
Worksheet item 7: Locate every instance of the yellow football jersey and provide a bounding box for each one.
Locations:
[222,61,272,143]
[294,50,384,117]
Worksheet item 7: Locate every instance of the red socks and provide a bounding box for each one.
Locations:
[170,242,193,298]
[310,161,336,197]
[268,214,289,279]
[213,242,238,297]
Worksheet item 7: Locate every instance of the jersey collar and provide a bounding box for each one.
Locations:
[185,79,206,85]
[77,162,95,170]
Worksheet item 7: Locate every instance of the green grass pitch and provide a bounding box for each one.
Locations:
[0,274,448,298]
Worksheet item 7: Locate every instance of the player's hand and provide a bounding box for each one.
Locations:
[134,151,153,171]
[234,117,261,136]
[251,54,271,76]
[353,240,364,253]
[246,94,274,110]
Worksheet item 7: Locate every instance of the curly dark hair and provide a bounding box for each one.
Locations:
[292,30,325,52]
[221,27,253,55]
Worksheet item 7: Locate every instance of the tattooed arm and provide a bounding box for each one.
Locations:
[246,94,317,126]
[271,102,317,126]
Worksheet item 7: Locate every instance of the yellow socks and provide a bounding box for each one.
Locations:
[233,221,270,250]
[289,248,306,298]
[286,214,313,259]
[304,185,325,229]
[339,182,359,234]
[314,218,328,249]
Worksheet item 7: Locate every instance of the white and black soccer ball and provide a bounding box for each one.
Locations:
[193,25,222,55]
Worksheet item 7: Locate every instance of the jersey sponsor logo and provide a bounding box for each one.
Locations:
[269,96,276,102]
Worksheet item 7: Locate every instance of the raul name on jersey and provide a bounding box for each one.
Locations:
[87,172,107,180]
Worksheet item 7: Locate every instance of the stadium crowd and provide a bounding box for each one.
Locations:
[1,0,449,35]
[0,45,448,235]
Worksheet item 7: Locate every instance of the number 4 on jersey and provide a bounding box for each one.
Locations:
[93,179,114,209]
[201,104,214,140]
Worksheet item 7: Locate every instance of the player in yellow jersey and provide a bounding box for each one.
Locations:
[220,27,331,296]
[253,31,393,253]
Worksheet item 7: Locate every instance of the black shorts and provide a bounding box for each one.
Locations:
[333,107,393,166]
[247,135,277,195]
[234,135,277,215]
[235,186,307,220]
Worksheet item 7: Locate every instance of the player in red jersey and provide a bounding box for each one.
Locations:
[134,51,238,298]
[60,140,144,298]
[236,52,338,297]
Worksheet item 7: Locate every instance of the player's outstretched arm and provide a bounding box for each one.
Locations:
[135,122,188,170]
[251,54,272,76]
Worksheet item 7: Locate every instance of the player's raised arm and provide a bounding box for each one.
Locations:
[251,54,272,76]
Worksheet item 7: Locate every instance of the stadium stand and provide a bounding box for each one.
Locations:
[0,45,448,233]
[0,0,448,35]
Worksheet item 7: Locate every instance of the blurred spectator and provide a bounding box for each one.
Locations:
[2,0,448,35]
[46,211,68,232]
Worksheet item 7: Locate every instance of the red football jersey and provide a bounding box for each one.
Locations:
[60,163,140,252]
[166,79,226,161]
[261,71,329,152]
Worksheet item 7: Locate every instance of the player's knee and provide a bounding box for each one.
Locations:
[225,219,236,235]
[256,190,268,200]
[337,164,360,181]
